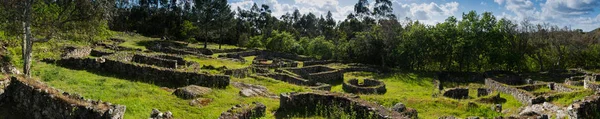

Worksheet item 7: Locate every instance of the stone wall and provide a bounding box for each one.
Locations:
[256,73,331,90]
[341,66,380,73]
[62,46,92,58]
[567,94,600,118]
[155,54,187,65]
[90,49,115,57]
[303,60,335,66]
[132,54,178,69]
[548,83,575,92]
[279,92,409,119]
[442,88,469,99]
[223,50,262,57]
[219,102,266,119]
[258,51,315,61]
[1,76,125,119]
[484,70,524,85]
[283,66,343,84]
[584,79,600,92]
[485,78,544,105]
[212,48,247,54]
[342,79,386,94]
[47,57,230,88]
[224,67,252,78]
[477,88,492,97]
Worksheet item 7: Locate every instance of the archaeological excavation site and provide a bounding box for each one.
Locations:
[0,35,599,119]
[2,0,600,118]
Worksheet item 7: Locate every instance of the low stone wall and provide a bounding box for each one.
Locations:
[259,51,315,61]
[484,70,524,85]
[342,79,386,94]
[212,48,246,54]
[477,88,492,97]
[46,57,229,88]
[219,102,266,119]
[279,92,409,119]
[303,60,335,66]
[132,54,178,69]
[565,79,584,86]
[252,58,298,68]
[90,49,115,57]
[548,83,575,92]
[284,65,343,84]
[584,80,600,92]
[224,67,252,78]
[62,46,92,58]
[514,84,547,91]
[256,73,331,90]
[224,50,262,57]
[306,70,344,84]
[341,66,380,73]
[1,76,125,119]
[567,94,600,118]
[442,88,469,99]
[485,78,544,105]
[155,54,187,65]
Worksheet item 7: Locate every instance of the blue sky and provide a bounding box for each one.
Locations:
[229,0,600,31]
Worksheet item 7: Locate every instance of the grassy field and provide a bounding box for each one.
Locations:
[30,61,311,119]
[331,72,518,118]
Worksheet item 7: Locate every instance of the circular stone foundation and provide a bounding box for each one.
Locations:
[342,79,386,94]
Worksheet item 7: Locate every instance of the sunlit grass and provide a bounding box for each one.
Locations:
[332,72,519,118]
[30,62,296,119]
[184,55,254,69]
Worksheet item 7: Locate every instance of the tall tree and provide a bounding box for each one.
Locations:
[195,0,217,48]
[373,0,396,20]
[214,0,234,49]
[1,0,109,76]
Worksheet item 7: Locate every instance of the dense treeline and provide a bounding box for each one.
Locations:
[2,0,600,74]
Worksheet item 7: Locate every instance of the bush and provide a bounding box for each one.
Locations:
[246,35,263,48]
[266,30,295,52]
[307,36,334,59]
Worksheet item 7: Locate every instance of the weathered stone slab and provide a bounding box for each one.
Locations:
[219,102,266,119]
[173,85,212,99]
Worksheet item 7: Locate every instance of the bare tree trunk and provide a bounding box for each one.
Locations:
[22,2,33,77]
[203,29,208,49]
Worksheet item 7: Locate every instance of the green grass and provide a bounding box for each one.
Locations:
[30,61,306,119]
[188,42,240,50]
[184,55,254,69]
[548,90,595,107]
[111,32,158,51]
[331,72,520,118]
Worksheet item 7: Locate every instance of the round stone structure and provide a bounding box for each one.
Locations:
[342,79,386,94]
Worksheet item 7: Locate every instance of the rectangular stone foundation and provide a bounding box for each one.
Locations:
[0,76,125,119]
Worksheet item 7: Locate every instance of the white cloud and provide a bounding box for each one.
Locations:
[392,1,459,24]
[494,0,600,31]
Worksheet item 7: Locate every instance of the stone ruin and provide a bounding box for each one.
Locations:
[172,85,212,99]
[484,70,524,85]
[255,73,331,90]
[442,88,469,99]
[61,46,92,58]
[145,40,214,55]
[149,109,173,119]
[132,54,179,69]
[219,102,266,119]
[46,57,230,88]
[232,82,277,98]
[477,88,492,97]
[485,78,545,105]
[567,94,600,118]
[282,65,344,84]
[302,60,336,66]
[252,58,298,68]
[0,76,125,119]
[278,92,412,119]
[342,78,387,94]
